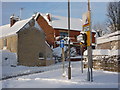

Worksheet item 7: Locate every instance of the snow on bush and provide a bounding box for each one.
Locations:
[0,50,17,66]
[53,46,76,57]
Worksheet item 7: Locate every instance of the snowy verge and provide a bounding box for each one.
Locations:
[2,62,69,80]
[1,61,119,88]
[1,50,69,80]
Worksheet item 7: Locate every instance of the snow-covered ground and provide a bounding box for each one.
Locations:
[1,62,118,88]
[0,50,119,88]
[0,50,68,79]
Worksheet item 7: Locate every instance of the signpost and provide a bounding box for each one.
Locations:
[80,44,83,73]
[82,0,93,82]
[60,40,65,77]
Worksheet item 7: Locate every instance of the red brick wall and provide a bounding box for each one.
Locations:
[36,15,54,46]
[54,29,80,42]
[55,29,96,43]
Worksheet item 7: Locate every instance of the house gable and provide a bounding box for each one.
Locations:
[35,13,54,46]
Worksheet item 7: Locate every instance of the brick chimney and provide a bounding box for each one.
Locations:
[46,13,52,22]
[10,14,20,27]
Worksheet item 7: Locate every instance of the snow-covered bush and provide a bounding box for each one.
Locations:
[0,50,17,67]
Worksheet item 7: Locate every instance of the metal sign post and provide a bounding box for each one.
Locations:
[60,40,65,77]
[62,48,65,77]
[80,44,83,73]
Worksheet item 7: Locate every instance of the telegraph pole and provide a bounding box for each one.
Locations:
[87,0,93,82]
[20,8,24,20]
[68,0,71,80]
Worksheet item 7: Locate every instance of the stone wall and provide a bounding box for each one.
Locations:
[84,55,120,72]
[97,40,120,50]
[17,26,54,66]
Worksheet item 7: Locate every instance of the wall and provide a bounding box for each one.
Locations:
[36,15,55,46]
[97,40,120,50]
[96,31,120,50]
[0,35,18,53]
[17,26,54,66]
[54,29,80,42]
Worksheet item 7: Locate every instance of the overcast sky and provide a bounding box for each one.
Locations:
[2,2,108,25]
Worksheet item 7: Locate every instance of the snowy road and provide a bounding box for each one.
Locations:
[1,62,118,88]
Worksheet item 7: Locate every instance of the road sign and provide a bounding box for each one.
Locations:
[60,40,64,48]
[82,11,90,28]
[86,30,91,46]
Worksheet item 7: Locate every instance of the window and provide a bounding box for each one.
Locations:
[39,53,44,60]
[3,38,7,47]
[60,32,68,39]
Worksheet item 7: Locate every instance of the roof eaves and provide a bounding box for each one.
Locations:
[54,28,81,32]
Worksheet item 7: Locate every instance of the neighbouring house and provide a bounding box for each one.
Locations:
[39,13,96,55]
[0,14,55,67]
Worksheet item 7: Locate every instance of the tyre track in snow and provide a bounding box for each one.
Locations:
[1,62,69,81]
[0,70,44,81]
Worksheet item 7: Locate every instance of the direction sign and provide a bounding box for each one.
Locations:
[60,40,64,48]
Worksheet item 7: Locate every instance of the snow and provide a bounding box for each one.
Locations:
[0,13,44,38]
[0,50,68,79]
[45,41,51,48]
[0,18,32,38]
[84,49,120,56]
[71,56,82,59]
[0,50,17,67]
[53,46,76,57]
[43,15,52,26]
[51,15,82,31]
[97,31,120,44]
[53,46,67,57]
[103,31,120,38]
[0,50,118,88]
[1,61,118,88]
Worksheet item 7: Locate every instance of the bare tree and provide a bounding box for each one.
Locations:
[106,1,120,32]
[93,22,107,37]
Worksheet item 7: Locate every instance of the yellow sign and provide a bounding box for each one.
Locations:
[82,11,90,28]
[86,31,91,46]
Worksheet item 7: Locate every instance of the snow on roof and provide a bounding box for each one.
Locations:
[0,17,32,38]
[99,31,120,39]
[97,31,120,44]
[71,56,82,59]
[50,15,82,31]
[84,49,120,56]
[35,13,95,32]
[92,29,96,33]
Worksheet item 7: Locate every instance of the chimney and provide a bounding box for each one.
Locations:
[46,13,52,22]
[10,14,20,27]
